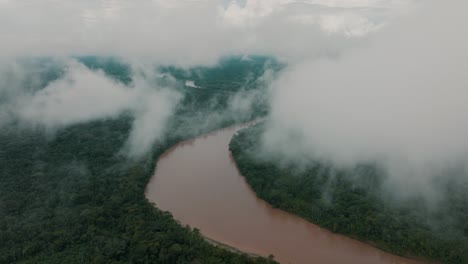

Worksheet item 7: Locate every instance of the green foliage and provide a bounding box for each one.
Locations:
[160,55,284,92]
[77,56,133,85]
[230,123,468,264]
[0,57,280,263]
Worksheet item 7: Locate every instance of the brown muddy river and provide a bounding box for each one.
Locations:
[145,125,422,264]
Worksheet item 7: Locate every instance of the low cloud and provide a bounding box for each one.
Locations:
[263,0,468,201]
[0,0,410,65]
[1,59,181,158]
[17,61,135,127]
[0,0,421,161]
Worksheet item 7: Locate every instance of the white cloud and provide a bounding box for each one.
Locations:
[9,59,181,158]
[0,0,411,65]
[264,0,468,199]
[18,61,134,127]
[0,0,419,160]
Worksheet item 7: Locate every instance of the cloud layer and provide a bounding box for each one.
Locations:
[0,0,409,65]
[5,0,450,173]
[1,59,181,158]
[0,0,409,158]
[263,0,468,199]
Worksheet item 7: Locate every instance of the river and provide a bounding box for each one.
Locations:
[145,125,422,264]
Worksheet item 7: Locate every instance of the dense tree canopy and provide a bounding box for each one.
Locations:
[0,57,280,263]
[230,123,468,264]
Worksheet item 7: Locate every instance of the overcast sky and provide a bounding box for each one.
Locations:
[0,0,414,64]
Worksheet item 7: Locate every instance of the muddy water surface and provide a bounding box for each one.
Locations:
[145,125,422,264]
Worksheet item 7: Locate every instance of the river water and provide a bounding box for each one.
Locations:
[145,125,422,264]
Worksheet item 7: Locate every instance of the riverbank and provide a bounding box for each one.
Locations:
[146,124,421,264]
[203,235,264,259]
[230,122,466,264]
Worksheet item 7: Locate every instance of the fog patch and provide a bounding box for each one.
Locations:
[263,0,468,202]
[123,85,180,158]
[185,80,199,88]
[1,59,182,158]
[0,0,411,65]
[17,61,134,128]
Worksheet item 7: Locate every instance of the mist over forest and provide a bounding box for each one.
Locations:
[1,0,467,263]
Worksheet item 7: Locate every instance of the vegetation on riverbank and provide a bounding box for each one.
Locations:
[230,123,468,264]
[0,57,280,263]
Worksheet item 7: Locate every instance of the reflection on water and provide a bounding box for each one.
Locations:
[145,125,421,264]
